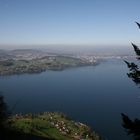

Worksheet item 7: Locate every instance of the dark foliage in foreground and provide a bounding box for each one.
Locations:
[121,113,140,140]
[122,22,140,140]
[0,95,53,140]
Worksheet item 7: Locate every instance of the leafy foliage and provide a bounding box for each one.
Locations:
[122,22,140,140]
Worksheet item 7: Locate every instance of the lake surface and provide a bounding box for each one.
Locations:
[0,59,140,140]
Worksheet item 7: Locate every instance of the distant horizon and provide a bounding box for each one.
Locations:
[0,43,135,55]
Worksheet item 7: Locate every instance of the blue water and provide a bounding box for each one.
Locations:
[0,59,140,140]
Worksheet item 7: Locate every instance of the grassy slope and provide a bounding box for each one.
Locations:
[8,112,100,140]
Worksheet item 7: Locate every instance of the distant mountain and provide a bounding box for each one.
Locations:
[0,49,49,60]
[11,49,43,54]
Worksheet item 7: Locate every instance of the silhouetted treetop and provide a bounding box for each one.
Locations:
[124,22,140,86]
[131,43,140,57]
[135,21,140,29]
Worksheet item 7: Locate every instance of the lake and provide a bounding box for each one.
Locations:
[0,59,140,140]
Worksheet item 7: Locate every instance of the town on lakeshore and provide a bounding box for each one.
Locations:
[8,112,100,140]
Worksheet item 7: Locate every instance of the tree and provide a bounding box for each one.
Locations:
[0,95,9,129]
[122,22,140,140]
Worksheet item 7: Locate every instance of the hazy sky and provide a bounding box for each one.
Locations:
[0,0,140,49]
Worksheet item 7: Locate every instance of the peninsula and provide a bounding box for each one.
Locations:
[0,49,98,76]
[7,112,100,140]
